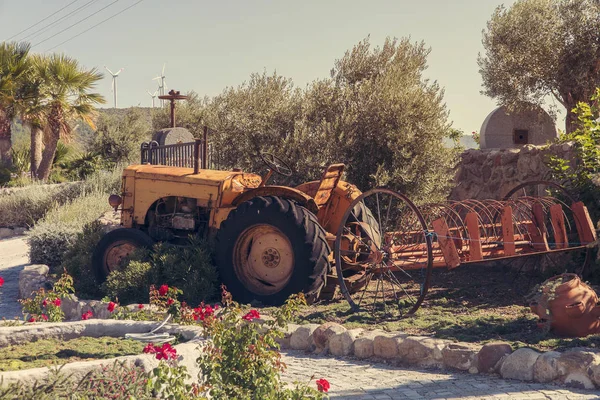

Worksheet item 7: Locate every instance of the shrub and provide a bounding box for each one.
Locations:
[61,222,106,299]
[28,193,111,271]
[197,290,328,399]
[104,260,153,304]
[0,167,121,228]
[105,237,218,306]
[19,272,74,323]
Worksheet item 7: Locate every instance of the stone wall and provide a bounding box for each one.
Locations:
[449,143,576,201]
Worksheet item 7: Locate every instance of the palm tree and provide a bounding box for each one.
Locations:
[34,54,105,180]
[0,41,30,166]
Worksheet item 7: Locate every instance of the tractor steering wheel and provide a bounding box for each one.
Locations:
[259,152,293,177]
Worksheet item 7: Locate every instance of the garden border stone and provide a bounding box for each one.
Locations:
[277,322,600,391]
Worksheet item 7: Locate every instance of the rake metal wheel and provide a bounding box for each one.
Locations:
[334,188,433,317]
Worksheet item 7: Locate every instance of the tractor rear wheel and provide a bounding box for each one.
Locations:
[215,196,330,305]
[92,228,154,282]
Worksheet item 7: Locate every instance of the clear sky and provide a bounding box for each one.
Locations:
[0,0,528,136]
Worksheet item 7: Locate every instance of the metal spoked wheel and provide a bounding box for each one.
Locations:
[334,188,433,317]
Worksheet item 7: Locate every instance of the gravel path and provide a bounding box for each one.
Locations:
[0,236,28,319]
[282,351,600,399]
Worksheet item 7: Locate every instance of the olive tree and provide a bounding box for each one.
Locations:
[479,0,600,133]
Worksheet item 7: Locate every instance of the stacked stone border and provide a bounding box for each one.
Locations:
[17,263,600,391]
[279,323,600,391]
[0,320,204,387]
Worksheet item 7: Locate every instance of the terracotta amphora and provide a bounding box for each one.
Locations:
[529,273,600,337]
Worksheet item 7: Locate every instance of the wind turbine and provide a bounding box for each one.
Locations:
[153,64,167,106]
[105,66,124,108]
[147,89,159,108]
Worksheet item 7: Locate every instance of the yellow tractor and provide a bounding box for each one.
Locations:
[94,150,371,305]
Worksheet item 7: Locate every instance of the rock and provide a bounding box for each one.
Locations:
[564,371,595,390]
[0,228,13,239]
[442,343,480,371]
[18,264,50,299]
[556,349,600,378]
[588,360,600,387]
[90,301,113,320]
[13,227,26,236]
[533,351,560,383]
[290,324,319,351]
[354,331,380,359]
[398,336,446,365]
[312,322,346,351]
[373,333,405,359]
[499,348,541,381]
[276,323,299,350]
[61,295,84,321]
[329,329,361,357]
[478,342,513,373]
[468,366,478,374]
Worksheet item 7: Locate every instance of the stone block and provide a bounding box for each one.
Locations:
[312,322,346,351]
[373,333,405,359]
[564,371,595,390]
[533,351,560,383]
[398,336,446,365]
[276,323,299,350]
[290,324,319,351]
[329,329,361,357]
[354,331,380,359]
[499,348,541,381]
[18,264,50,299]
[442,343,480,371]
[478,342,512,373]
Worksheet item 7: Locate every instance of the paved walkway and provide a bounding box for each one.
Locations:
[0,236,28,320]
[282,351,600,399]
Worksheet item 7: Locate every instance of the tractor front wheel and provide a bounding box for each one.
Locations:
[92,228,154,282]
[215,196,330,305]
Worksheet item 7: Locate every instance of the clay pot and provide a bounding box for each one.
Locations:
[529,273,600,337]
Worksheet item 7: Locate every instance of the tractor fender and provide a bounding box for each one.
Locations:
[231,186,319,214]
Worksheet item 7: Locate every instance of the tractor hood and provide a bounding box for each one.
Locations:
[123,165,262,188]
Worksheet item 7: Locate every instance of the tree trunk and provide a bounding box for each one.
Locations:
[37,130,58,181]
[30,126,43,178]
[565,106,577,134]
[0,110,12,167]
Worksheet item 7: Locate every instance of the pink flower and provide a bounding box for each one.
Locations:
[242,309,260,321]
[316,378,330,393]
[107,301,116,313]
[53,298,61,307]
[143,343,157,354]
[0,276,3,287]
[42,299,48,307]
[28,316,35,323]
[158,285,169,296]
[138,304,144,309]
[166,298,174,306]
[81,310,93,320]
[41,314,48,321]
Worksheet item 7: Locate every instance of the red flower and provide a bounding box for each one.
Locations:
[143,343,157,354]
[316,378,330,393]
[28,316,35,323]
[166,298,174,306]
[0,276,3,287]
[53,298,61,307]
[81,310,93,320]
[42,299,48,307]
[138,304,144,309]
[107,301,116,312]
[41,314,48,321]
[242,309,260,321]
[158,285,169,296]
[155,343,177,360]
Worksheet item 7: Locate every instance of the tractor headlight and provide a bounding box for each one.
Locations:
[108,194,122,210]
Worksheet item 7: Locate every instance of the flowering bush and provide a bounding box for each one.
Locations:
[196,286,328,399]
[20,271,74,323]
